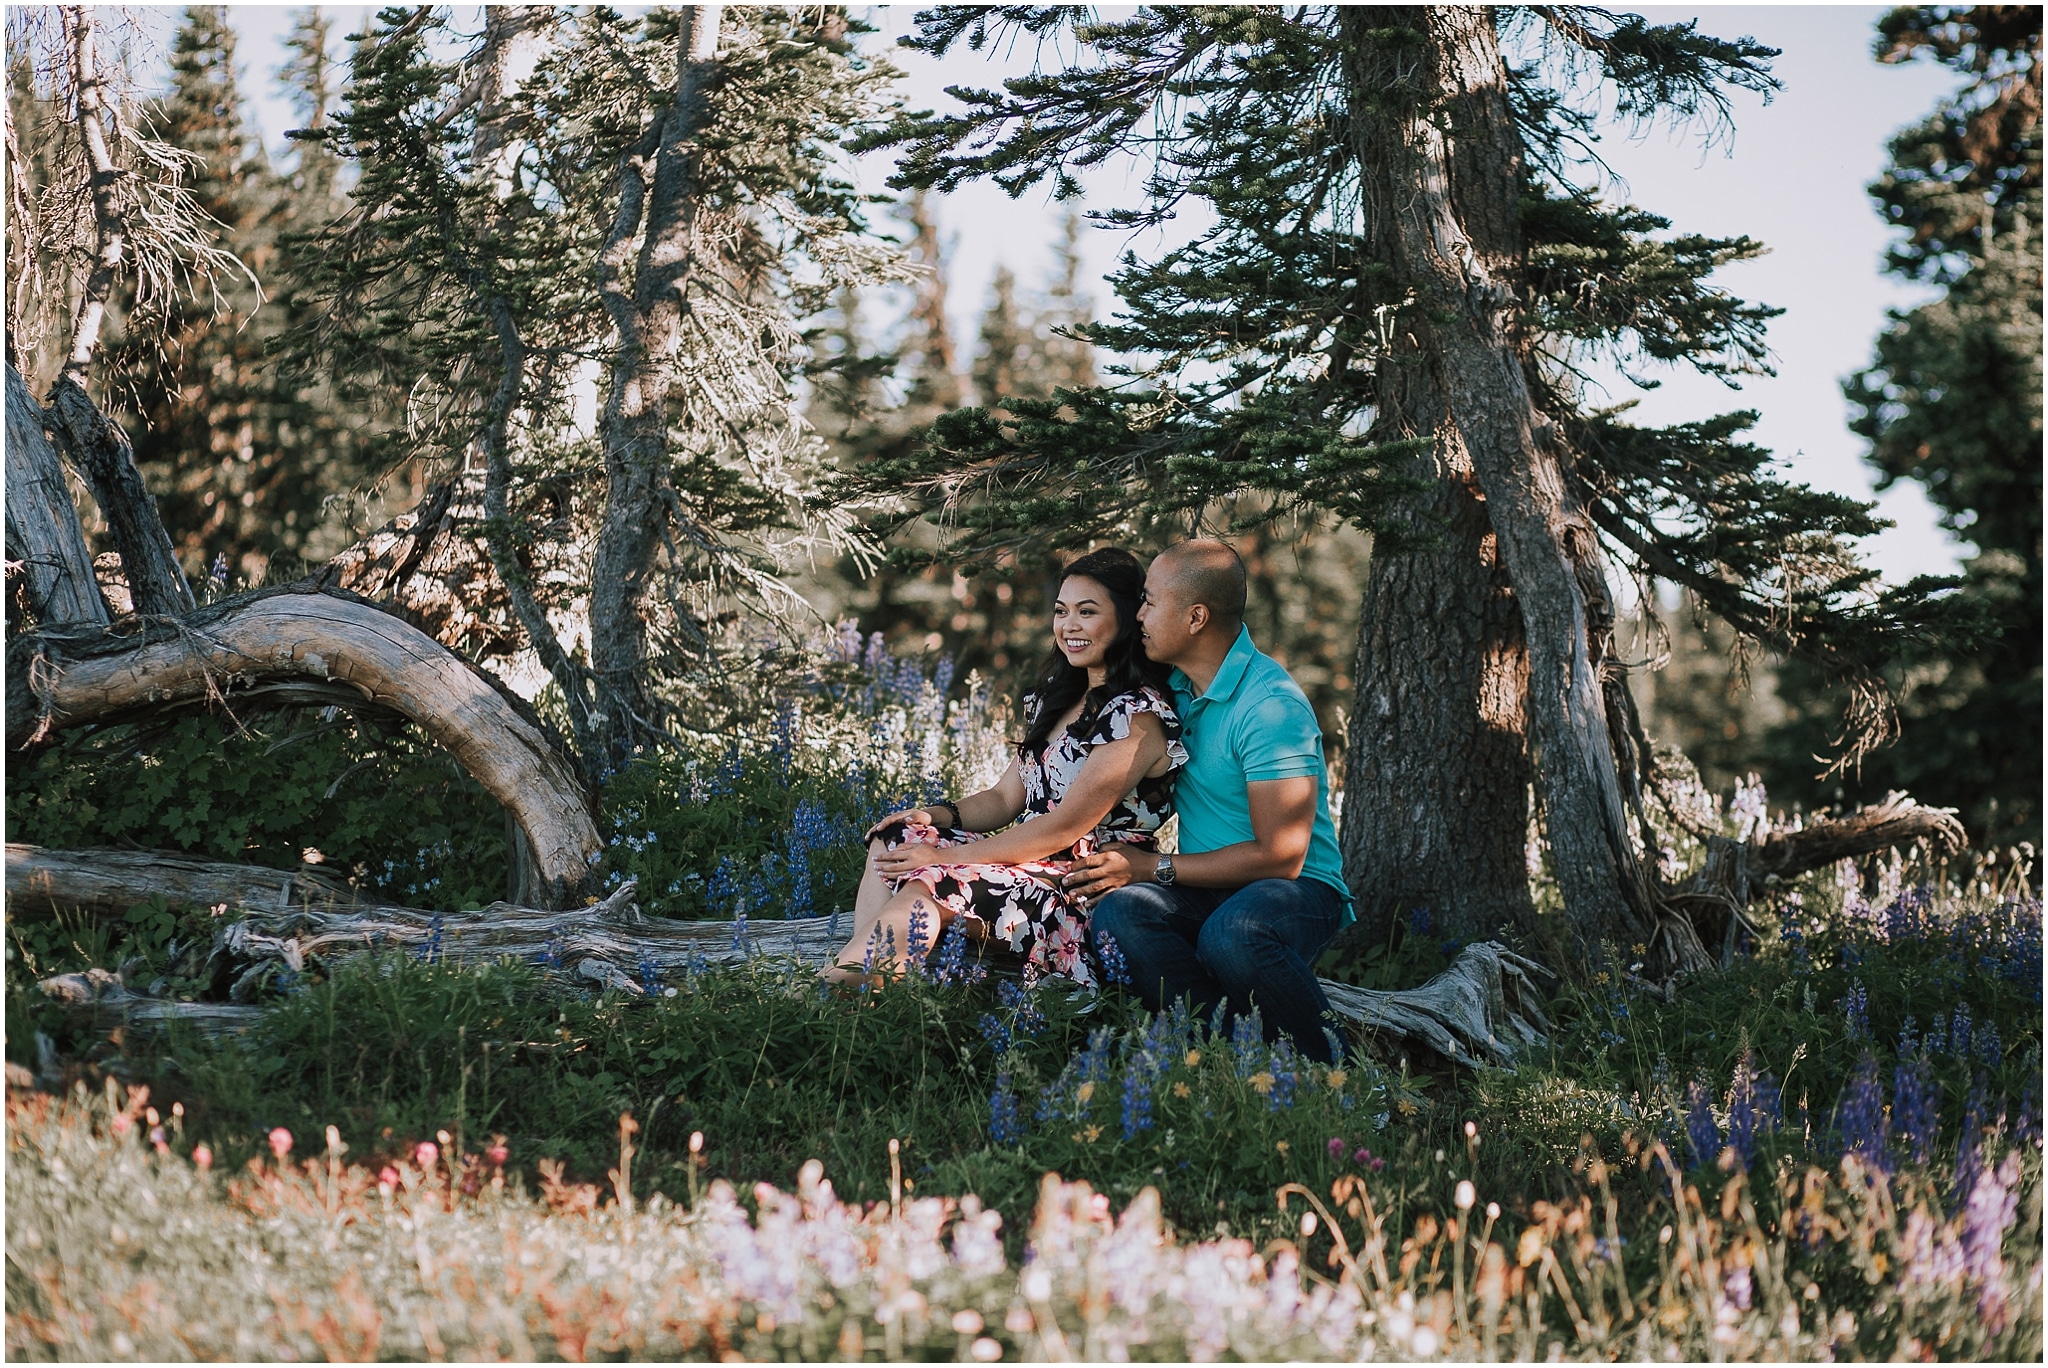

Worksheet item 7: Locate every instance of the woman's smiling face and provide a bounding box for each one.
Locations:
[1052,575,1119,672]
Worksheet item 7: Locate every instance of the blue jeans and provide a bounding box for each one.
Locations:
[1092,877,1346,1062]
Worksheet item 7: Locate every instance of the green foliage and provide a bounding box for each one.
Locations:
[1773,5,2043,846]
[5,713,507,911]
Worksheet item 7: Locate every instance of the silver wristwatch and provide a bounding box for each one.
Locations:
[1155,854,1177,886]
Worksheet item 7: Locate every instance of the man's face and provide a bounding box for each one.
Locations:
[1138,558,1196,665]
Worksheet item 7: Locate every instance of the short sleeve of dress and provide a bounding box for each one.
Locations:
[1079,687,1190,772]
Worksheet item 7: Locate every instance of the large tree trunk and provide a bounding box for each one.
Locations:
[5,586,601,906]
[1348,8,1703,974]
[5,363,109,626]
[588,4,723,771]
[1341,443,1534,950]
[42,377,197,618]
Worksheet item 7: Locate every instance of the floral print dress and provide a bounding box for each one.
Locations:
[877,686,1186,987]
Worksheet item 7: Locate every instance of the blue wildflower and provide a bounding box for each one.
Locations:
[1121,1066,1154,1138]
[931,928,969,986]
[1838,1053,1891,1173]
[1841,980,1870,1041]
[978,1013,1012,1057]
[1954,1075,1989,1211]
[1266,1038,1299,1112]
[1892,1052,1940,1167]
[1684,1080,1720,1168]
[990,1072,1024,1145]
[1408,906,1432,936]
[1977,1020,2003,1069]
[1095,928,1132,986]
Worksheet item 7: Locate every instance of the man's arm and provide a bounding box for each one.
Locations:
[1061,775,1316,898]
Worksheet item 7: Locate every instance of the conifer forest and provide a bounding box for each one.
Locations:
[3,5,2042,1361]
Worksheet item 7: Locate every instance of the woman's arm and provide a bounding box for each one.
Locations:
[884,714,1167,871]
[864,758,1027,841]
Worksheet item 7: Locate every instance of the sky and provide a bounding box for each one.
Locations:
[201,4,1973,585]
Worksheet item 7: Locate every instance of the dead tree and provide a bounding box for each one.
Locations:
[5,363,108,626]
[6,587,601,906]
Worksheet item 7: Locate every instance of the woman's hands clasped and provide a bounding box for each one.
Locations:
[871,840,944,878]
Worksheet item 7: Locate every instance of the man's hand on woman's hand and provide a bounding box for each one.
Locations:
[1061,846,1159,904]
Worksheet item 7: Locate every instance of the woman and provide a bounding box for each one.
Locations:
[826,548,1186,987]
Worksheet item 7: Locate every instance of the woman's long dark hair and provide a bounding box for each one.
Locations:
[1019,547,1170,759]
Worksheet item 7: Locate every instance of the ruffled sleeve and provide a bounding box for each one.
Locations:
[1079,687,1189,772]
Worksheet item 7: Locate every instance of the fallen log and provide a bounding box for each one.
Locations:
[5,588,601,906]
[20,843,1551,1063]
[6,842,356,921]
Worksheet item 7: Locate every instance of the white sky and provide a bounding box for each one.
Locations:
[204,3,1970,584]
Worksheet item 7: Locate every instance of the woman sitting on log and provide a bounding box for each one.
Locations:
[825,548,1186,988]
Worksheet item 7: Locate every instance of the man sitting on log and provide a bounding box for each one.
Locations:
[1068,540,1353,1062]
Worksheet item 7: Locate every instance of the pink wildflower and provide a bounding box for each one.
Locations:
[192,1144,213,1172]
[487,1142,510,1167]
[1327,1137,1346,1158]
[378,1166,400,1194]
[269,1127,293,1160]
[111,1112,132,1136]
[415,1140,440,1169]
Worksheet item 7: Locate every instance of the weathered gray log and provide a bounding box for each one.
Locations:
[25,845,1552,1064]
[5,589,601,906]
[42,376,195,618]
[4,363,109,626]
[6,843,356,921]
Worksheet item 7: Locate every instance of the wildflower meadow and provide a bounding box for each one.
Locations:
[6,629,2042,1361]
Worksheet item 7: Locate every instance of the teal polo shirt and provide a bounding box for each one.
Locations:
[1168,627,1352,920]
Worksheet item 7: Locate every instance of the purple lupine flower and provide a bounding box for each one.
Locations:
[2016,1070,2041,1150]
[931,928,969,986]
[1230,1009,1266,1078]
[997,979,1046,1037]
[1407,906,1432,936]
[905,902,930,966]
[1078,1027,1115,1084]
[1891,1052,1940,1167]
[1121,1066,1155,1138]
[1963,1152,2022,1328]
[1726,1055,1777,1170]
[1837,1053,1890,1173]
[1976,1019,2003,1069]
[978,1013,1012,1057]
[1095,928,1132,986]
[1948,1002,1974,1061]
[1684,1080,1721,1168]
[989,1072,1024,1145]
[1953,1076,1989,1210]
[636,951,662,997]
[1266,1038,1298,1111]
[1840,980,1870,1041]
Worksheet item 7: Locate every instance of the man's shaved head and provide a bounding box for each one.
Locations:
[1155,538,1247,635]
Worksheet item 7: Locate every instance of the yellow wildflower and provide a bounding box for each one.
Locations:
[1396,1098,1418,1117]
[1071,1125,1101,1144]
[1325,1069,1349,1089]
[1276,1140,1290,1154]
[1184,1050,1202,1068]
[1076,1081,1095,1103]
[1172,1082,1191,1099]
[1250,1072,1276,1096]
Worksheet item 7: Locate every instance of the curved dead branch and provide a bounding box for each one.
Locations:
[5,586,600,906]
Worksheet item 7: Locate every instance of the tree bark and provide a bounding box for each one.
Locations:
[1341,442,1534,950]
[1348,8,1701,973]
[42,377,196,617]
[588,4,723,770]
[5,363,109,626]
[5,586,600,905]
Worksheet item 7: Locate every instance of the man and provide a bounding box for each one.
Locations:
[1065,538,1352,1061]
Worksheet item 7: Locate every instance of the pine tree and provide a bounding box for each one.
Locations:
[970,264,1034,406]
[283,7,906,774]
[103,6,372,584]
[1772,6,2041,846]
[860,7,1983,969]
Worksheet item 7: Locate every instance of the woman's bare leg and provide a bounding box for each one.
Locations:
[823,885,949,984]
[853,838,893,923]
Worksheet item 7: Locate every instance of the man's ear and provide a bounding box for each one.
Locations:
[1188,602,1211,636]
